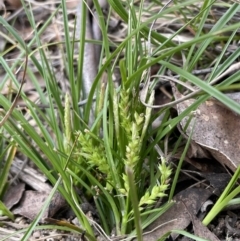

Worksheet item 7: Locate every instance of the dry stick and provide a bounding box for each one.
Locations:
[76,0,107,126]
[140,61,240,109]
[76,0,98,99]
[5,54,31,185]
[91,0,108,60]
[76,0,97,127]
[1,53,33,185]
[151,74,196,92]
[0,54,28,127]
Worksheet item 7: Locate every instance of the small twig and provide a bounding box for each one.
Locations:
[140,61,240,109]
[0,53,28,127]
[152,75,196,92]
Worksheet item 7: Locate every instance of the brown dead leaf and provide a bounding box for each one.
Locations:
[66,0,79,9]
[172,83,240,172]
[12,191,67,222]
[200,172,231,196]
[191,212,220,241]
[136,188,211,241]
[188,141,211,160]
[12,191,49,221]
[3,183,25,209]
[48,191,68,218]
[0,0,4,8]
[6,0,22,9]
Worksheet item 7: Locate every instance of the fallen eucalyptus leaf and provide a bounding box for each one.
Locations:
[12,190,67,222]
[12,191,49,221]
[136,188,211,241]
[3,183,25,209]
[172,83,240,172]
[6,0,22,9]
[191,212,220,241]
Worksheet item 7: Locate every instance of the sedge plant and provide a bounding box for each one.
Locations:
[1,0,240,241]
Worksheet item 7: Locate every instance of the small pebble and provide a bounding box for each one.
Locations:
[46,238,54,241]
[19,219,27,225]
[33,231,41,238]
[15,217,24,223]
